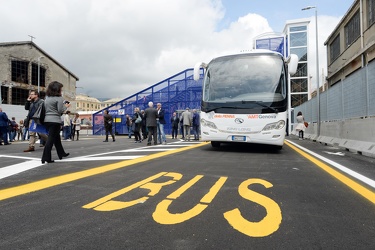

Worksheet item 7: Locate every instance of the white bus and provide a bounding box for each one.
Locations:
[194,50,298,149]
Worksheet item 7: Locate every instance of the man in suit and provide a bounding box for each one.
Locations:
[144,101,158,146]
[181,107,193,141]
[170,112,179,139]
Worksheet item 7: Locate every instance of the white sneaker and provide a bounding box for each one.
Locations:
[163,141,167,145]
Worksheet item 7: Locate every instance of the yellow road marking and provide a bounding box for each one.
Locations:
[285,141,375,205]
[0,142,209,201]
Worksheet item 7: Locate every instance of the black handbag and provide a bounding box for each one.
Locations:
[31,102,46,125]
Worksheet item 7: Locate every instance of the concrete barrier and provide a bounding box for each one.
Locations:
[302,117,375,158]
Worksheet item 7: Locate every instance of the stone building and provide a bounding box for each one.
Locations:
[0,41,78,110]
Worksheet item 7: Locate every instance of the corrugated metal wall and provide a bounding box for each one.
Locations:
[294,60,375,122]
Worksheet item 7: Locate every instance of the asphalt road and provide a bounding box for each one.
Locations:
[0,135,374,249]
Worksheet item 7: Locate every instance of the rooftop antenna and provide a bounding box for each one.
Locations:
[28,35,35,42]
[28,35,35,48]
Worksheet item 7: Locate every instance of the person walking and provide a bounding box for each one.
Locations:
[41,81,71,164]
[192,109,200,140]
[103,110,115,142]
[144,101,158,146]
[181,107,193,141]
[72,113,81,141]
[140,110,147,140]
[170,112,179,139]
[295,111,307,140]
[24,90,48,152]
[132,107,142,143]
[0,107,10,145]
[63,111,72,141]
[156,103,167,144]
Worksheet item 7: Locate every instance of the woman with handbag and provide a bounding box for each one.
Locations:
[295,111,307,140]
[41,81,70,164]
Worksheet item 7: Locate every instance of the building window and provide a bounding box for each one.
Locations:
[291,94,308,108]
[290,26,307,32]
[31,63,46,87]
[11,87,30,105]
[290,47,307,61]
[330,34,340,62]
[289,32,307,47]
[369,0,375,26]
[294,63,308,77]
[11,60,29,84]
[291,78,308,92]
[345,11,360,47]
[1,86,9,104]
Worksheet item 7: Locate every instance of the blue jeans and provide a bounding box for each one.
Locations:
[157,121,166,143]
[127,125,132,138]
[63,126,71,140]
[193,125,200,140]
[0,126,8,144]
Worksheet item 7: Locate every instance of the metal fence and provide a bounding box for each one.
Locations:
[92,68,203,135]
[293,60,375,123]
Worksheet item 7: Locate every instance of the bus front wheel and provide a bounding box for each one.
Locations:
[211,141,221,148]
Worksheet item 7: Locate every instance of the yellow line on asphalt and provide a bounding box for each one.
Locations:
[285,140,375,205]
[0,142,209,201]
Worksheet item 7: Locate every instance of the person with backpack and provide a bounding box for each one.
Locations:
[9,117,18,142]
[24,90,48,152]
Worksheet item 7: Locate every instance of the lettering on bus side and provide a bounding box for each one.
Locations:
[214,114,235,118]
[247,114,277,119]
[82,172,282,238]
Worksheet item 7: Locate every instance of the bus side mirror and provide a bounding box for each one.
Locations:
[194,62,207,81]
[287,54,298,75]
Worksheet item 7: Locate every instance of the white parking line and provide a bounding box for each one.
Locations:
[0,142,195,180]
[0,160,43,180]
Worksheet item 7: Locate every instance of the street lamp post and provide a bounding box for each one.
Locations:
[37,56,44,93]
[302,6,320,137]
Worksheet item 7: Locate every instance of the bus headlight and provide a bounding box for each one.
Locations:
[201,118,218,129]
[262,120,285,131]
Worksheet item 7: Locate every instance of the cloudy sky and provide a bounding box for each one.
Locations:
[0,0,354,99]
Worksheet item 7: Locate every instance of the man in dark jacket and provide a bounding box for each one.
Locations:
[192,109,200,140]
[144,101,158,146]
[0,107,10,145]
[24,90,48,152]
[103,110,115,142]
[156,102,167,144]
[170,112,179,139]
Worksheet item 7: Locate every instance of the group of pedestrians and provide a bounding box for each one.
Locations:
[0,111,22,145]
[102,102,201,146]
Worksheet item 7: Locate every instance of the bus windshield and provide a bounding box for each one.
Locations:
[202,54,286,103]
